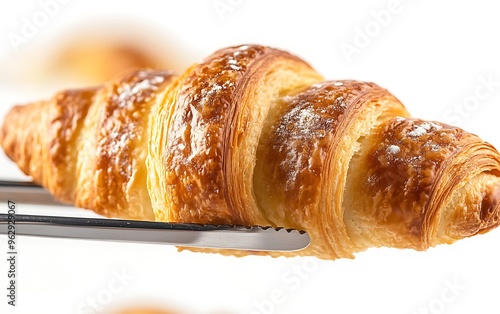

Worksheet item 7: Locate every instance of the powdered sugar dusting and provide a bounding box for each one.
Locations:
[408,121,444,138]
[226,58,242,71]
[429,122,443,130]
[93,70,174,204]
[271,83,353,190]
[430,144,441,151]
[408,125,428,137]
[296,108,317,134]
[102,70,172,160]
[275,103,325,189]
[116,71,165,108]
[275,104,329,141]
[369,118,461,193]
[387,145,400,154]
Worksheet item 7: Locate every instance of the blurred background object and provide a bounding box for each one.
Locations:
[102,301,234,314]
[108,306,181,314]
[3,19,193,91]
[48,23,173,85]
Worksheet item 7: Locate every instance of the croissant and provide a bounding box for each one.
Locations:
[1,44,500,260]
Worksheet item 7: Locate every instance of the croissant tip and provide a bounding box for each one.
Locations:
[0,105,22,157]
[0,108,12,156]
[0,120,4,147]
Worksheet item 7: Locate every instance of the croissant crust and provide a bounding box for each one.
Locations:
[2,44,500,260]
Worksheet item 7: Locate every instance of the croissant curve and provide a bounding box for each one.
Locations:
[2,44,500,260]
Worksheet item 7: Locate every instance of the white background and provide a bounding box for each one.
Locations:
[1,1,500,313]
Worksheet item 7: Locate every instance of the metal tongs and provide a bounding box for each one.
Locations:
[0,180,310,252]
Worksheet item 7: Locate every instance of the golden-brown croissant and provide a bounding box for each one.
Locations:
[1,44,500,260]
